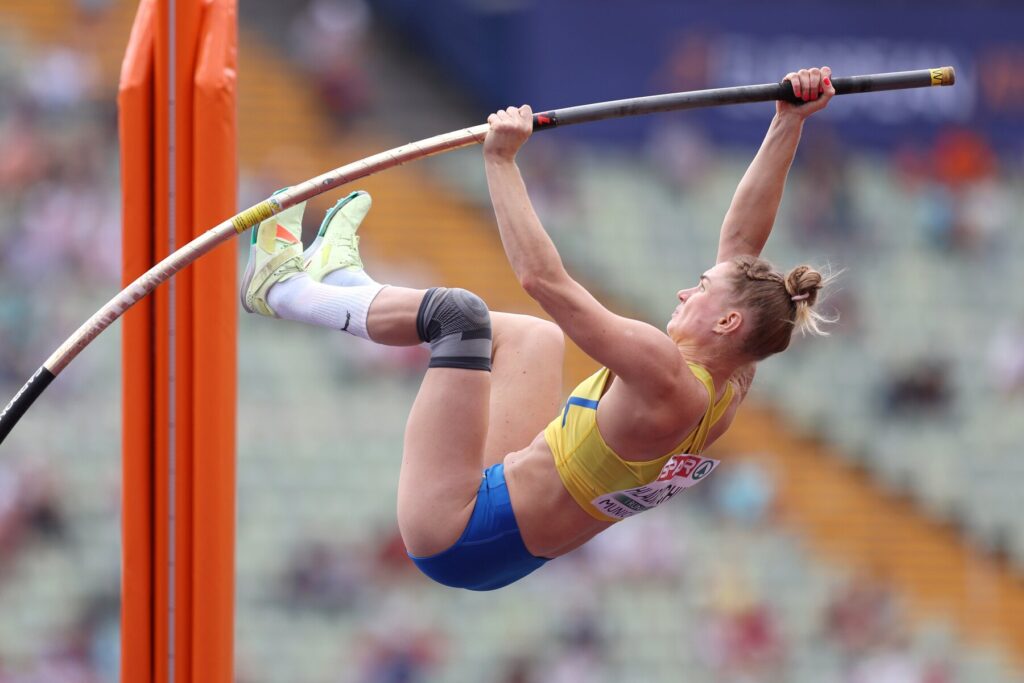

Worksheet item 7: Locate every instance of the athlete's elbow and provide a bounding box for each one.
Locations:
[519,267,565,300]
[518,272,544,298]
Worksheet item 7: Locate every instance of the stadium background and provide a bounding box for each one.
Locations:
[0,0,1023,681]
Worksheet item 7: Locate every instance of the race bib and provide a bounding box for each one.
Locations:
[591,454,720,521]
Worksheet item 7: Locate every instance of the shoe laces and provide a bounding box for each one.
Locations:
[331,231,356,246]
[277,255,304,277]
[330,233,360,257]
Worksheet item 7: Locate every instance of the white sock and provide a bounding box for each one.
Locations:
[266,274,384,340]
[322,267,378,288]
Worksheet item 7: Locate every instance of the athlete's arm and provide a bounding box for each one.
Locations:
[716,67,834,264]
[484,106,687,396]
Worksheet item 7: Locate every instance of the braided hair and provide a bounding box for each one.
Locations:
[729,255,833,360]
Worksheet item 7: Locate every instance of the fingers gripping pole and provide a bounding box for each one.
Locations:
[0,67,956,446]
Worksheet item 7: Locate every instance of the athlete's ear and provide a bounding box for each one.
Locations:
[714,310,742,336]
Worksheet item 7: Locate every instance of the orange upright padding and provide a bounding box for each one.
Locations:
[190,0,238,681]
[119,0,238,681]
[118,1,157,681]
[151,0,174,678]
[167,0,203,678]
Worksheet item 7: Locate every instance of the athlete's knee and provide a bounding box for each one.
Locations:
[528,318,565,355]
[504,316,564,362]
[416,287,492,371]
[496,313,562,347]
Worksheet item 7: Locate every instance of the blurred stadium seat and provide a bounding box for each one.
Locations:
[0,1,1022,682]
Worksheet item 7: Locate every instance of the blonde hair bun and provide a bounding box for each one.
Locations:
[784,265,823,306]
[784,265,831,336]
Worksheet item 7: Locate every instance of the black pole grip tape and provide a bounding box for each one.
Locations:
[533,111,559,130]
[777,79,807,104]
[0,366,55,446]
[779,68,952,104]
[531,68,955,130]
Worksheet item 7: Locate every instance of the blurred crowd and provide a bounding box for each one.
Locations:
[287,0,373,125]
[0,456,116,682]
[1,2,1021,682]
[0,31,120,388]
[0,11,120,681]
[246,458,955,683]
[0,592,119,683]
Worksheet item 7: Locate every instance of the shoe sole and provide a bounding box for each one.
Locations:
[239,241,259,314]
[241,186,302,315]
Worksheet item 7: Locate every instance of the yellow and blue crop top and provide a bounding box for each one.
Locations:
[544,363,734,522]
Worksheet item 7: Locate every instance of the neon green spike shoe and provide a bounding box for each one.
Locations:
[301,191,372,282]
[240,192,307,317]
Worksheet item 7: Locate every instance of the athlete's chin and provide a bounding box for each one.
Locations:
[666,310,682,331]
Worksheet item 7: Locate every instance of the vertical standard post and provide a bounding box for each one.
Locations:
[118,2,157,681]
[166,0,177,678]
[191,1,239,680]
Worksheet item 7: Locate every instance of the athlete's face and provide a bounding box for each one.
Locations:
[667,261,742,344]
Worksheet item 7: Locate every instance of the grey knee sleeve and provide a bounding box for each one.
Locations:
[416,287,492,371]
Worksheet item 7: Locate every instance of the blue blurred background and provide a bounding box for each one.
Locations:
[0,0,1022,681]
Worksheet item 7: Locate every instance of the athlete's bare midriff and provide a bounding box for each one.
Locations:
[503,432,612,558]
[503,393,740,559]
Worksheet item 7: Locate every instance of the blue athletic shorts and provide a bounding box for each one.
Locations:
[409,463,549,591]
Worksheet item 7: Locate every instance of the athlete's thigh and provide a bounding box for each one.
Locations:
[482,312,565,467]
[397,366,490,557]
